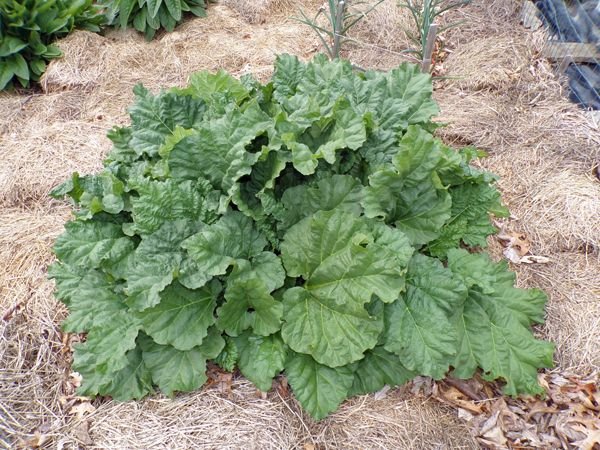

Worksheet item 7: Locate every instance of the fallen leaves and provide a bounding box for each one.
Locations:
[428,371,600,449]
[71,420,93,446]
[206,363,233,398]
[498,229,531,257]
[274,375,290,399]
[573,428,600,450]
[69,401,95,419]
[16,432,48,449]
[438,385,484,415]
[495,220,551,265]
[373,384,391,401]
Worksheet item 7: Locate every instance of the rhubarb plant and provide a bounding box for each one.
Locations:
[50,54,554,420]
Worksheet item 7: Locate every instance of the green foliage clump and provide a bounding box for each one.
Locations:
[100,0,208,41]
[0,0,106,90]
[50,55,554,420]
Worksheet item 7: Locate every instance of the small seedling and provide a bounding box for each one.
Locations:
[398,0,470,72]
[295,0,384,59]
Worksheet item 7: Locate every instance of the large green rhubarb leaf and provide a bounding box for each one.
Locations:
[339,70,389,120]
[130,178,218,235]
[428,182,508,257]
[386,63,439,126]
[392,184,452,246]
[231,151,288,220]
[168,100,273,200]
[124,255,176,311]
[363,127,451,244]
[384,254,467,379]
[99,346,153,401]
[137,280,220,350]
[447,250,554,394]
[392,126,443,184]
[217,279,282,336]
[54,221,133,269]
[349,346,415,396]
[124,220,196,310]
[279,174,363,229]
[182,211,268,279]
[286,352,355,420]
[105,126,135,163]
[281,287,383,367]
[282,209,410,303]
[51,171,126,216]
[140,328,225,396]
[73,312,141,396]
[48,263,87,303]
[61,271,127,333]
[233,332,287,392]
[183,70,250,106]
[292,54,354,109]
[272,54,306,103]
[128,85,206,157]
[227,252,285,293]
[288,99,367,175]
[141,340,210,397]
[280,209,410,367]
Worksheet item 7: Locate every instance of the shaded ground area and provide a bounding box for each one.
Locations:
[1,1,598,448]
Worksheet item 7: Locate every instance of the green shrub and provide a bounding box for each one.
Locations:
[50,55,554,420]
[100,0,208,41]
[0,0,106,90]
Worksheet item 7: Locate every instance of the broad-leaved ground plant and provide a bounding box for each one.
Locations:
[50,55,554,420]
[0,0,106,90]
[100,0,208,40]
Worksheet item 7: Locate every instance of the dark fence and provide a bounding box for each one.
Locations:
[522,0,600,110]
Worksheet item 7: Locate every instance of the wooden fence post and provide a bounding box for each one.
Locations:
[422,23,438,73]
[333,0,346,59]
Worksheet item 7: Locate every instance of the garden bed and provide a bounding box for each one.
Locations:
[1,0,598,448]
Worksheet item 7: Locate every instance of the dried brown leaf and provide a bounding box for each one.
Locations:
[497,230,531,255]
[555,416,588,443]
[274,376,289,398]
[571,428,600,450]
[438,386,484,414]
[479,410,501,436]
[373,384,391,401]
[524,401,559,421]
[17,432,48,449]
[69,401,95,419]
[481,426,508,449]
[257,389,268,399]
[72,420,93,446]
[69,372,82,388]
[520,255,551,264]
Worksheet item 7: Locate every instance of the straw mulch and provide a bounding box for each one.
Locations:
[222,0,295,23]
[1,0,599,448]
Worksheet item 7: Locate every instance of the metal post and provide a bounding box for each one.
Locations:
[333,0,346,59]
[421,23,438,73]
